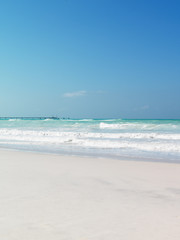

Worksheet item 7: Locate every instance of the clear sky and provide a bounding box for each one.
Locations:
[0,0,180,119]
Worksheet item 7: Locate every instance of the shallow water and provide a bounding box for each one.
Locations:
[0,118,180,161]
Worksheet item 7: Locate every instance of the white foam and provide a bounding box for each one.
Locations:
[99,122,180,130]
[1,119,180,160]
[0,129,180,158]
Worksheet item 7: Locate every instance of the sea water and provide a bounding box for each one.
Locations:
[0,118,180,162]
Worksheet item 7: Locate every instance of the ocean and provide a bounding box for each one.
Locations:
[0,118,180,162]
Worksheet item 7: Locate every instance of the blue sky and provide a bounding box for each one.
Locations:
[0,0,180,118]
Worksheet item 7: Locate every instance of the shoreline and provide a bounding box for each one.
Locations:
[0,148,180,239]
[0,118,180,162]
[0,145,180,164]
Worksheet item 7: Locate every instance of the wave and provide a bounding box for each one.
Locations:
[43,118,54,121]
[77,119,94,121]
[99,122,180,130]
[0,119,180,160]
[0,134,180,156]
[0,129,180,155]
[8,119,20,122]
[1,129,180,140]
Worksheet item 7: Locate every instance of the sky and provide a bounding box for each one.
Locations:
[0,0,180,119]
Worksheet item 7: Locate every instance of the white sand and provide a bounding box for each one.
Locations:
[0,149,180,240]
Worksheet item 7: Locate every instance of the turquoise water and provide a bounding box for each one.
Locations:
[0,118,180,161]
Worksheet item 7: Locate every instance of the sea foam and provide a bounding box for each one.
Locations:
[0,118,180,161]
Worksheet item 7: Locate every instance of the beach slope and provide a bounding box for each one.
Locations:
[0,149,180,240]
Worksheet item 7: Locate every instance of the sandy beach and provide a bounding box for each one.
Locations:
[0,149,180,240]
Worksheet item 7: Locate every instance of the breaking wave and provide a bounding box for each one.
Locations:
[0,118,180,161]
